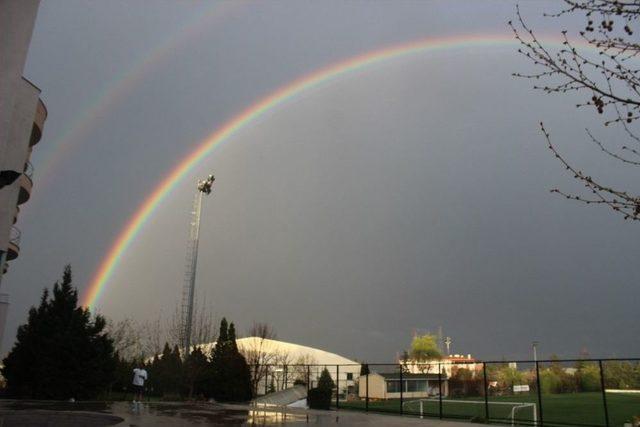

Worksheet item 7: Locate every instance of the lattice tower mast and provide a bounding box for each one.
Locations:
[181,174,214,352]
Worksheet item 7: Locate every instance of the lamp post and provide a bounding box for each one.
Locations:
[445,337,452,356]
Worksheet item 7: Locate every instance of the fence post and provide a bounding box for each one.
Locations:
[399,363,404,415]
[365,368,369,412]
[336,365,340,409]
[252,364,256,396]
[535,361,544,427]
[284,365,288,390]
[483,362,489,421]
[599,360,610,427]
[265,366,268,395]
[438,363,443,419]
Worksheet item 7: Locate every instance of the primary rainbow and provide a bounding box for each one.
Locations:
[82,33,566,309]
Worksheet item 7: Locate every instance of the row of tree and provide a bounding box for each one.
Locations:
[4,266,638,401]
[448,359,640,397]
[1,266,252,401]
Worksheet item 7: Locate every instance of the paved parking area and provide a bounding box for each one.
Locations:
[0,400,475,426]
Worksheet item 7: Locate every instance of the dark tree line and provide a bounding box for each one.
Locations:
[113,318,252,402]
[2,266,116,399]
[1,266,252,402]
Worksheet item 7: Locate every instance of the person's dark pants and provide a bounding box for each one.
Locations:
[132,384,144,401]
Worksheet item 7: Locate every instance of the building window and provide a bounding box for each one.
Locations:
[406,380,428,392]
[386,379,429,393]
[346,373,353,381]
[386,380,401,393]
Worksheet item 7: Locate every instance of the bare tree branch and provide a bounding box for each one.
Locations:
[241,322,278,395]
[542,123,640,219]
[511,1,640,221]
[106,318,142,360]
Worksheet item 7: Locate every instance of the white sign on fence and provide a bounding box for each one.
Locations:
[513,384,530,393]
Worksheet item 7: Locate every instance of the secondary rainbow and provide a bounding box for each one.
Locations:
[31,2,242,192]
[82,33,567,309]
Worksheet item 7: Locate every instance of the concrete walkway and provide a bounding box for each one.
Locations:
[0,400,475,426]
[253,385,307,406]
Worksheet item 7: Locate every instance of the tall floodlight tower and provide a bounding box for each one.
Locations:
[181,174,215,352]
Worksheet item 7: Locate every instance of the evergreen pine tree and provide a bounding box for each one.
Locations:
[2,266,116,399]
[228,323,238,352]
[147,355,161,397]
[184,347,209,398]
[308,368,334,409]
[156,343,172,396]
[167,345,183,396]
[218,318,228,345]
[112,354,135,396]
[227,322,252,401]
[208,318,252,402]
[155,342,182,397]
[318,368,334,391]
[209,318,229,399]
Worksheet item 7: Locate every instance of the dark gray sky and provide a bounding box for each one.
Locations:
[4,0,638,361]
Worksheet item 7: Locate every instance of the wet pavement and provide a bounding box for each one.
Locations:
[0,400,474,426]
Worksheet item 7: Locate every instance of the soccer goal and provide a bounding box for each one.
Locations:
[402,398,537,426]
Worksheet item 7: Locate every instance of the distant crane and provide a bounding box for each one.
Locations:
[181,174,215,352]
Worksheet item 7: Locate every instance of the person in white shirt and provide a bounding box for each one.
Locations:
[132,367,148,404]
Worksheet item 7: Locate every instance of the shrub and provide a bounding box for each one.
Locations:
[577,363,600,392]
[308,368,334,409]
[308,387,332,409]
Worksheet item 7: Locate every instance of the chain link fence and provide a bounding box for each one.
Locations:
[254,358,640,426]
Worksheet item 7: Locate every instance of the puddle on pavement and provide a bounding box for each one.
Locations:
[143,403,250,424]
[139,403,315,424]
[0,400,317,425]
[248,407,315,424]
[2,400,112,413]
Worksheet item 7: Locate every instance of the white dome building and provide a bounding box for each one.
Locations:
[199,337,361,396]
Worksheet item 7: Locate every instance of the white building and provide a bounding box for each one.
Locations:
[402,354,482,378]
[0,0,47,346]
[358,372,448,399]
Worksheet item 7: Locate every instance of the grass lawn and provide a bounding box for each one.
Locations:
[338,392,640,426]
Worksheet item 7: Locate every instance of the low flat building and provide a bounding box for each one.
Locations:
[358,372,449,400]
[402,354,482,378]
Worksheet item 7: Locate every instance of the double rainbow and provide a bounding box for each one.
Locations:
[82,33,563,308]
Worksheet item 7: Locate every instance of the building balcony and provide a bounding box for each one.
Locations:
[29,98,47,147]
[13,206,19,224]
[6,227,21,261]
[17,162,33,205]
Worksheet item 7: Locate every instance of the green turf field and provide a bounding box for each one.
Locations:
[338,392,640,426]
